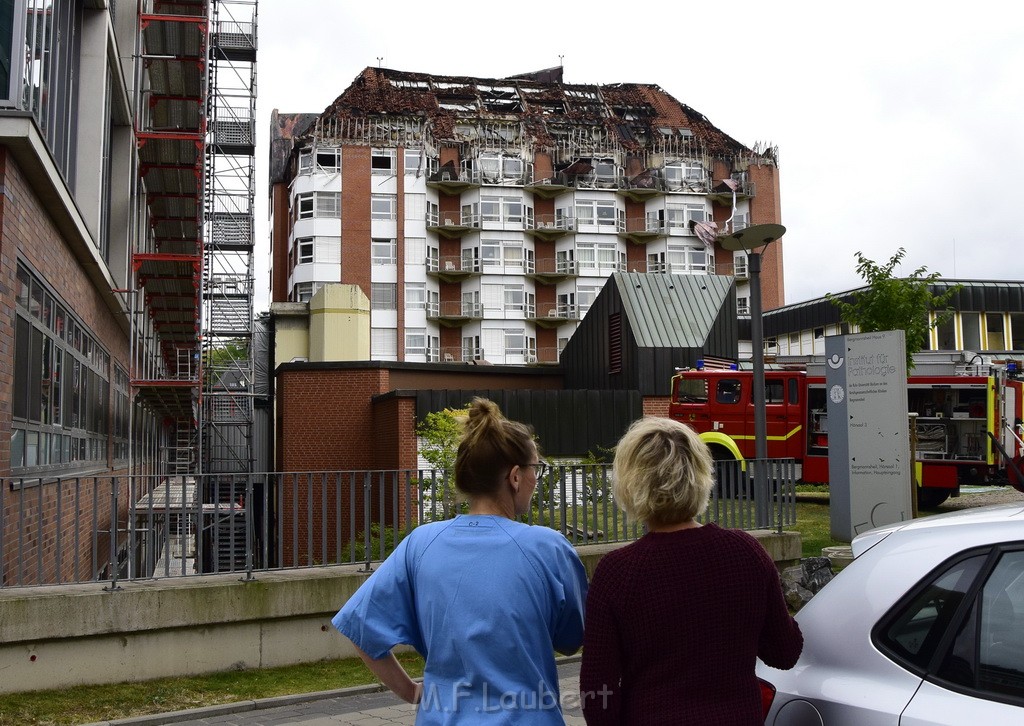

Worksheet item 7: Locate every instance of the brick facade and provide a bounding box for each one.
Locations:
[1,151,133,586]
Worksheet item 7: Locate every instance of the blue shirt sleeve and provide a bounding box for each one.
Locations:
[548,534,588,655]
[331,536,424,659]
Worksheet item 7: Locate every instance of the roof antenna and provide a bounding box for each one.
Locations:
[558,55,564,67]
[376,56,383,68]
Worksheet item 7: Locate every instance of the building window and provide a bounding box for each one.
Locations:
[578,284,602,315]
[293,282,314,302]
[737,297,750,316]
[405,329,439,360]
[986,313,1005,350]
[733,253,748,278]
[577,242,625,272]
[295,192,340,220]
[503,285,529,314]
[1009,313,1024,351]
[298,150,312,174]
[472,195,525,225]
[371,194,396,220]
[315,147,340,171]
[575,199,620,228]
[462,335,482,361]
[962,313,982,351]
[475,153,525,183]
[371,328,398,358]
[316,192,341,218]
[664,160,706,190]
[372,238,397,265]
[296,237,314,264]
[372,148,396,175]
[405,237,426,265]
[480,239,526,270]
[113,364,129,462]
[14,0,82,176]
[404,149,423,175]
[504,329,534,358]
[406,282,426,309]
[13,262,110,473]
[371,283,397,310]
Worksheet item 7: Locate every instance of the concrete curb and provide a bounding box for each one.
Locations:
[83,682,389,725]
[83,655,584,725]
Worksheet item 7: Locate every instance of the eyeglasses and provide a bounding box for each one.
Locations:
[523,462,549,478]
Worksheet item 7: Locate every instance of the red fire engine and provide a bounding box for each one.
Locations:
[669,353,1024,508]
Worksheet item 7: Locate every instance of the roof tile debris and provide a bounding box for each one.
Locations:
[308,67,771,163]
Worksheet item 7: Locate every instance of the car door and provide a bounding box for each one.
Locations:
[899,548,1024,724]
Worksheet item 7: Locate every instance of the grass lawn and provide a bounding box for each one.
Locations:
[0,500,844,724]
[789,500,849,558]
[0,653,425,726]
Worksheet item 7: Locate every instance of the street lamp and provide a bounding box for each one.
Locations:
[719,223,786,527]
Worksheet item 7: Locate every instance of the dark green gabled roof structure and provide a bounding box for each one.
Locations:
[562,273,738,396]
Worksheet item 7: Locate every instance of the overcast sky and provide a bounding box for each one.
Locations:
[254,0,1024,311]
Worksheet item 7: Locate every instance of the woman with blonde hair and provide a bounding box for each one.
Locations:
[580,416,801,725]
[334,397,587,724]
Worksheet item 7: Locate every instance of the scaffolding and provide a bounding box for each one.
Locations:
[202,0,257,490]
[131,0,258,573]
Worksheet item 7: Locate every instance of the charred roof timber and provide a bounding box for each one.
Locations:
[302,67,775,165]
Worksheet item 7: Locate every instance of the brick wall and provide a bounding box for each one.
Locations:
[747,164,784,309]
[643,396,670,418]
[1,149,133,585]
[341,147,372,297]
[277,368,393,562]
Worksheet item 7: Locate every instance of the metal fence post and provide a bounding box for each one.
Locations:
[240,473,255,582]
[104,477,122,592]
[360,472,373,573]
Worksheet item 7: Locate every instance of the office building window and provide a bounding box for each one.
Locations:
[406,282,426,310]
[296,237,314,264]
[371,328,398,358]
[405,237,426,265]
[13,262,110,473]
[404,149,423,175]
[372,238,397,265]
[371,194,396,220]
[371,283,397,310]
[372,148,396,175]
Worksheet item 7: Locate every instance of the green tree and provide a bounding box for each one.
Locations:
[827,248,959,370]
[416,408,468,518]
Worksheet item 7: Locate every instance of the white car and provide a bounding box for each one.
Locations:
[757,503,1024,725]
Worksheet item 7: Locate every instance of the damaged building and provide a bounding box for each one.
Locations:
[268,66,784,364]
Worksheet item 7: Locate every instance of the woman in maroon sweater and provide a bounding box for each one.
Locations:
[580,417,802,725]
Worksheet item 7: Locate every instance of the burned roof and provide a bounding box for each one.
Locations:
[309,66,763,160]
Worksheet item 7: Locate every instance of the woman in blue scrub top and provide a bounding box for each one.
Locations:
[333,397,588,724]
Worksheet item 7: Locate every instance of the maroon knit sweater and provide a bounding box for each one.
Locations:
[579,523,802,725]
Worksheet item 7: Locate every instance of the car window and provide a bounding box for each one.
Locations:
[717,379,741,404]
[938,550,1024,699]
[765,380,785,404]
[676,378,707,404]
[877,554,987,671]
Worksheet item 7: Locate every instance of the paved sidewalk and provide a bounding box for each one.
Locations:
[92,658,585,726]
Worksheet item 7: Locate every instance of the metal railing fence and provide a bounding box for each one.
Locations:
[0,460,796,589]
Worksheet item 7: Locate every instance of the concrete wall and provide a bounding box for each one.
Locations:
[0,532,799,695]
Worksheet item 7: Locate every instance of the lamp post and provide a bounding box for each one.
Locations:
[719,223,786,528]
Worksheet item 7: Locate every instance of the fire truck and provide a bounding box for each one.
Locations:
[669,352,1024,508]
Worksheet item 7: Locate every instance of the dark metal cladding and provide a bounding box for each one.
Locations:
[414,389,642,457]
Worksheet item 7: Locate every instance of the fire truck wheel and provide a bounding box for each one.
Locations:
[916,488,951,510]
